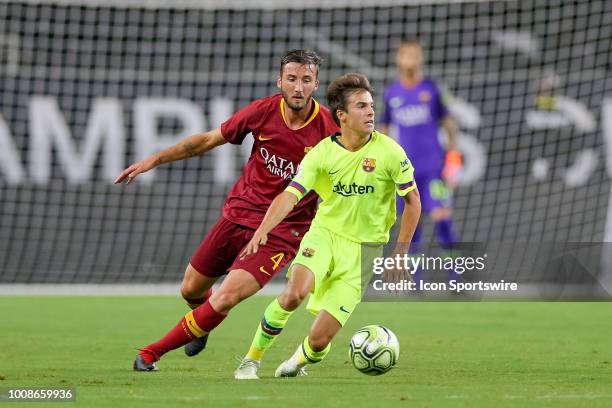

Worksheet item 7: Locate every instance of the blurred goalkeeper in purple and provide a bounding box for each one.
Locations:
[379,38,462,283]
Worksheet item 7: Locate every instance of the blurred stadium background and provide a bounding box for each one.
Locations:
[0,0,611,294]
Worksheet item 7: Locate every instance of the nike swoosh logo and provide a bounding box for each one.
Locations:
[329,169,340,175]
[258,135,273,141]
[402,168,410,173]
[259,266,271,276]
[339,306,350,313]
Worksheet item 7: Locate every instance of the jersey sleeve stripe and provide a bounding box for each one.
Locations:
[288,180,307,194]
[285,186,304,201]
[398,180,415,190]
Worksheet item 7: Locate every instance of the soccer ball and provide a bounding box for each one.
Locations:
[348,325,399,376]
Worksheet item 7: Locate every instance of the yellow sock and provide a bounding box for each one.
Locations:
[291,336,331,366]
[245,298,293,361]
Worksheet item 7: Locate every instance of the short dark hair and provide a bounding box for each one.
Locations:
[396,37,425,52]
[280,49,322,78]
[399,36,422,47]
[326,73,374,126]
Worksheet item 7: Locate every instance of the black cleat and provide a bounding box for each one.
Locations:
[184,334,209,357]
[133,354,159,372]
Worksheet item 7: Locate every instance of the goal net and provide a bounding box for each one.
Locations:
[0,0,611,288]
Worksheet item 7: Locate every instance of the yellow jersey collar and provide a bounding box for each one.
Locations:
[280,97,320,130]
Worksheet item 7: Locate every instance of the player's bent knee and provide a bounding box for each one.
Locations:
[180,280,204,302]
[180,279,202,300]
[180,264,215,298]
[180,285,194,300]
[279,289,307,311]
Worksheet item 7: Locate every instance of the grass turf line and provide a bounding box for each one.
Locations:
[1,296,611,407]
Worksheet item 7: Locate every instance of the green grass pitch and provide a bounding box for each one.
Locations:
[1,296,611,407]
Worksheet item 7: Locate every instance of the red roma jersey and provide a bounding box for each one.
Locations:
[220,94,339,239]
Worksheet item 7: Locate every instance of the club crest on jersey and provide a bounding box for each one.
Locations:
[302,248,315,257]
[419,91,431,103]
[362,158,376,173]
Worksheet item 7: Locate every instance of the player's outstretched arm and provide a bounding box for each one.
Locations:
[240,191,299,257]
[114,127,227,184]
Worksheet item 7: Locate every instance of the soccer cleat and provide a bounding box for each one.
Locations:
[184,334,209,357]
[234,357,260,380]
[133,354,159,372]
[274,360,308,378]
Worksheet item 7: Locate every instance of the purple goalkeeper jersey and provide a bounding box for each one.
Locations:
[381,78,449,175]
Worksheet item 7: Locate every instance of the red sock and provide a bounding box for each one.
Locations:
[140,301,227,363]
[192,300,226,332]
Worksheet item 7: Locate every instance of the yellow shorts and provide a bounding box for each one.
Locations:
[289,223,381,326]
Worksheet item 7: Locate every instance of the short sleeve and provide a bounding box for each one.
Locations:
[285,144,323,202]
[389,145,416,196]
[220,99,268,144]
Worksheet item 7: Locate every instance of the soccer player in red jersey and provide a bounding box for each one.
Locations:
[114,50,339,371]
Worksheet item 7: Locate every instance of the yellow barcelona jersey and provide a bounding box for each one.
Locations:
[286,130,416,243]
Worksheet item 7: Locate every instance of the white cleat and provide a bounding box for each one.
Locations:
[274,360,308,378]
[234,358,260,380]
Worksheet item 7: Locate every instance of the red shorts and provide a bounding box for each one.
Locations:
[190,217,300,287]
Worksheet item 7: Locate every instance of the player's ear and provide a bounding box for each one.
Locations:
[337,109,346,123]
[277,77,282,89]
[314,79,320,91]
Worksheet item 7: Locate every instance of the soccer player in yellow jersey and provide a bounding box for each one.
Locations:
[234,73,421,379]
